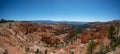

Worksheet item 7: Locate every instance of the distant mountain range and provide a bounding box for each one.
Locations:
[31,20,88,25]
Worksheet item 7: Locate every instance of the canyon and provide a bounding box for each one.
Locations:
[0,20,120,54]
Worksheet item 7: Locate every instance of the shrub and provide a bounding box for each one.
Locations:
[86,37,96,54]
[94,38,106,54]
[69,51,74,54]
[25,47,30,52]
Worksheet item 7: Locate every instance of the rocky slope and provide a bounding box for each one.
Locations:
[0,20,120,54]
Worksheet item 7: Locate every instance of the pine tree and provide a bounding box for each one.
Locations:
[86,37,96,54]
[45,49,47,54]
[35,49,39,54]
[108,25,115,40]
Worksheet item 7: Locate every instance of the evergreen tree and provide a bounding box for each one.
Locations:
[86,37,96,54]
[108,25,115,40]
[45,49,47,54]
[35,49,39,54]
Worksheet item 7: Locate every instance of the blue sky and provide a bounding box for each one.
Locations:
[0,0,120,22]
